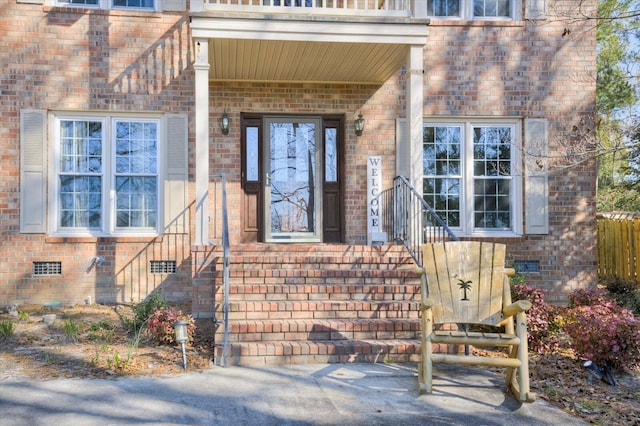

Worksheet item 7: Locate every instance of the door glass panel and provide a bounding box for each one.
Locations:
[325,128,337,182]
[266,118,321,241]
[246,127,259,182]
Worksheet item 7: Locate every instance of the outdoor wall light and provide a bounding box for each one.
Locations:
[220,112,230,135]
[174,320,190,370]
[354,113,365,137]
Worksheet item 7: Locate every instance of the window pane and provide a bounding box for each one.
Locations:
[473,126,511,177]
[116,121,157,174]
[115,176,157,228]
[60,120,102,174]
[58,120,103,229]
[325,128,337,182]
[428,0,460,16]
[474,178,510,229]
[474,0,511,17]
[113,0,154,7]
[114,121,158,229]
[423,143,436,176]
[423,178,460,228]
[59,176,102,228]
[473,126,512,229]
[423,125,461,228]
[246,127,259,182]
[498,0,510,16]
[58,0,99,4]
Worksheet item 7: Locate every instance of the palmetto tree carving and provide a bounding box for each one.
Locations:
[457,278,472,301]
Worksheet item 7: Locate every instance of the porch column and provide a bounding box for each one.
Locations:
[194,38,210,245]
[406,44,424,190]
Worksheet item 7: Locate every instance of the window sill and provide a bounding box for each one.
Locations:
[46,236,162,244]
[428,19,524,27]
[43,5,164,18]
[461,232,525,240]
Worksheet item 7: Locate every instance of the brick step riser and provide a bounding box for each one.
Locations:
[219,319,420,342]
[226,257,417,266]
[223,319,420,332]
[227,294,419,303]
[227,279,420,288]
[228,244,410,254]
[225,330,420,343]
[227,283,420,291]
[224,310,421,321]
[227,283,419,297]
[226,266,417,275]
[227,276,419,284]
[214,341,423,366]
[220,353,421,366]
[224,300,421,312]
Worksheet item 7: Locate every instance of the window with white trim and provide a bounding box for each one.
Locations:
[57,0,98,5]
[113,0,154,7]
[53,115,161,236]
[55,0,155,10]
[423,118,522,237]
[427,0,519,20]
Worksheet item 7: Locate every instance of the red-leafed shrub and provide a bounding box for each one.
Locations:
[564,289,640,370]
[146,308,196,345]
[567,287,609,308]
[511,284,562,354]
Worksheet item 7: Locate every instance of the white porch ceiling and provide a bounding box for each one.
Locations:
[191,15,429,84]
[209,39,409,83]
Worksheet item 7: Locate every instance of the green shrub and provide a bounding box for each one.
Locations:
[146,308,195,345]
[602,278,640,314]
[126,291,169,332]
[88,320,116,342]
[62,318,81,342]
[564,288,640,370]
[0,320,15,339]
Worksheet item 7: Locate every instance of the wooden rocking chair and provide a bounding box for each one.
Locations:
[418,241,536,403]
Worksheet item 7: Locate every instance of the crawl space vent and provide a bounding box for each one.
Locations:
[150,260,177,274]
[512,260,540,273]
[33,261,62,276]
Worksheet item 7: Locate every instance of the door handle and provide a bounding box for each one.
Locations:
[266,173,271,186]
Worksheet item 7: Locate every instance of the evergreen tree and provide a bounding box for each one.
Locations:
[595,0,640,211]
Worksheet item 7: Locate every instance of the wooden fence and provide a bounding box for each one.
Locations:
[597,212,640,283]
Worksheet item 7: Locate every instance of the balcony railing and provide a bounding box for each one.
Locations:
[192,0,427,18]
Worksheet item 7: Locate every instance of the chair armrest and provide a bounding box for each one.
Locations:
[502,300,532,317]
[422,297,436,309]
[504,268,516,277]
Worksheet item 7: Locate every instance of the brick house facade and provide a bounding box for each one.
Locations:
[1,0,597,308]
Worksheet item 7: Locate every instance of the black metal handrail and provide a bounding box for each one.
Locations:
[213,173,231,367]
[377,175,458,268]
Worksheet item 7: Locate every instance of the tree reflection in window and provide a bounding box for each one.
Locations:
[269,121,316,233]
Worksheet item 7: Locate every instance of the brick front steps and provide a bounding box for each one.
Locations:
[208,244,424,366]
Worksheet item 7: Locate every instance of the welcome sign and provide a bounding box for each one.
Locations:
[367,156,387,245]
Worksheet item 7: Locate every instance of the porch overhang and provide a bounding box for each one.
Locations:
[190,15,429,83]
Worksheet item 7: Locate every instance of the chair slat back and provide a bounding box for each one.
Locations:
[422,241,506,326]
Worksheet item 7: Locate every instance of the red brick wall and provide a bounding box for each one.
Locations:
[421,4,598,302]
[0,1,597,306]
[0,4,195,305]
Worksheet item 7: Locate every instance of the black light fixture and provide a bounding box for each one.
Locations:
[354,112,364,137]
[220,112,230,135]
